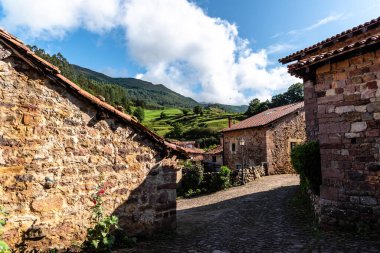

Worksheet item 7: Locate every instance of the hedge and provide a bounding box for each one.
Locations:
[290,141,322,195]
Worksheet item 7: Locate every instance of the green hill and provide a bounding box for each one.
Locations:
[72,65,199,108]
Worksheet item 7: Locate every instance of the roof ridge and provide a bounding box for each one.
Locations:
[222,101,304,132]
[279,16,380,64]
[287,32,380,75]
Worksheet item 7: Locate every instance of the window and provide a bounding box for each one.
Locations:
[290,142,297,150]
[231,143,236,153]
[212,156,217,163]
[236,164,242,170]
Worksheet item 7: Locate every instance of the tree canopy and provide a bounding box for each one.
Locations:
[245,83,304,117]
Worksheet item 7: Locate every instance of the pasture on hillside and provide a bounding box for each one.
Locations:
[143,107,242,138]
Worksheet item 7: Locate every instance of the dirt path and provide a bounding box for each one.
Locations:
[135,175,380,253]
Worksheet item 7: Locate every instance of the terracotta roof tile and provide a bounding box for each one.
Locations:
[0,28,187,156]
[181,147,205,154]
[204,145,223,155]
[288,33,380,77]
[279,16,380,64]
[222,102,304,132]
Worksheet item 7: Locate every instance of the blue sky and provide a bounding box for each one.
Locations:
[0,0,379,105]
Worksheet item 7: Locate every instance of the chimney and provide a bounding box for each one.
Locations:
[228,117,232,128]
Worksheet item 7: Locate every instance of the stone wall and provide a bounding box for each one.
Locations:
[266,111,306,174]
[223,127,267,170]
[0,46,180,250]
[232,165,266,184]
[223,111,305,174]
[311,48,380,230]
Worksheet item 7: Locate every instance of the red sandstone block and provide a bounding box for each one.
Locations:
[366,81,378,89]
[369,63,380,72]
[320,186,339,201]
[365,129,380,137]
[336,60,350,70]
[334,72,348,81]
[349,55,364,66]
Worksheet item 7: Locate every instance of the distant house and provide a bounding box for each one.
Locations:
[203,145,223,171]
[222,102,306,174]
[171,140,197,149]
[181,147,205,162]
[280,17,380,230]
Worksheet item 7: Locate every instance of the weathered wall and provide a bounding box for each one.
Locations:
[266,111,306,174]
[223,111,305,174]
[223,127,267,170]
[203,154,223,165]
[0,46,179,250]
[312,48,380,230]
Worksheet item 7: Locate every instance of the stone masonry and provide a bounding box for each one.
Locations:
[281,17,380,230]
[0,34,183,250]
[223,108,306,174]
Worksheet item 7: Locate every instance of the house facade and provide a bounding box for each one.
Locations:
[203,145,223,171]
[280,17,380,230]
[222,102,306,174]
[0,29,185,250]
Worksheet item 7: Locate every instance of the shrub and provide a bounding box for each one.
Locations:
[0,206,10,253]
[133,107,145,122]
[181,162,204,194]
[160,111,167,119]
[291,141,322,195]
[209,166,231,192]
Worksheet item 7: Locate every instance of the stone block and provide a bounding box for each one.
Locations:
[350,122,367,133]
[360,196,377,206]
[31,194,65,212]
[320,186,339,201]
[366,81,378,89]
[0,165,25,174]
[335,105,355,114]
[367,102,380,113]
[355,105,367,112]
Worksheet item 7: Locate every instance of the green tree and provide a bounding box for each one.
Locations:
[160,111,167,119]
[133,107,145,122]
[181,109,190,116]
[245,99,269,117]
[193,105,204,115]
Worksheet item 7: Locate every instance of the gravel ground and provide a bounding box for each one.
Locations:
[133,174,380,253]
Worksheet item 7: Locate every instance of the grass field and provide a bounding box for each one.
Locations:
[143,107,242,137]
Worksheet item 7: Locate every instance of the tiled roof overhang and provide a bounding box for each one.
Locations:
[279,16,380,64]
[288,34,380,78]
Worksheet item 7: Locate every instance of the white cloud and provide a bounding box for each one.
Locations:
[0,0,123,38]
[0,0,300,105]
[121,0,299,104]
[305,13,344,31]
[266,43,296,54]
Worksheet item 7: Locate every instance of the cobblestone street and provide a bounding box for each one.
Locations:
[135,175,380,253]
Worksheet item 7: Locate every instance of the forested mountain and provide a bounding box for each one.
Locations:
[29,46,198,109]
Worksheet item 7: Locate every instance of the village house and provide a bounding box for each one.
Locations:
[203,145,223,171]
[280,17,380,230]
[0,29,186,250]
[222,102,306,174]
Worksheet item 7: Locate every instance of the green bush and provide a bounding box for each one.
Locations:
[209,166,231,192]
[181,162,204,194]
[291,141,322,195]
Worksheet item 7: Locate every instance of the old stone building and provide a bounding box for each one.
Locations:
[0,29,185,250]
[222,102,306,174]
[203,145,223,171]
[280,17,380,230]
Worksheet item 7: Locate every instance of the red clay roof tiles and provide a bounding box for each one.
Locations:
[288,33,380,76]
[279,16,380,64]
[222,102,304,132]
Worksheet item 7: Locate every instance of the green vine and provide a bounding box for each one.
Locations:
[83,175,119,252]
[0,206,10,253]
